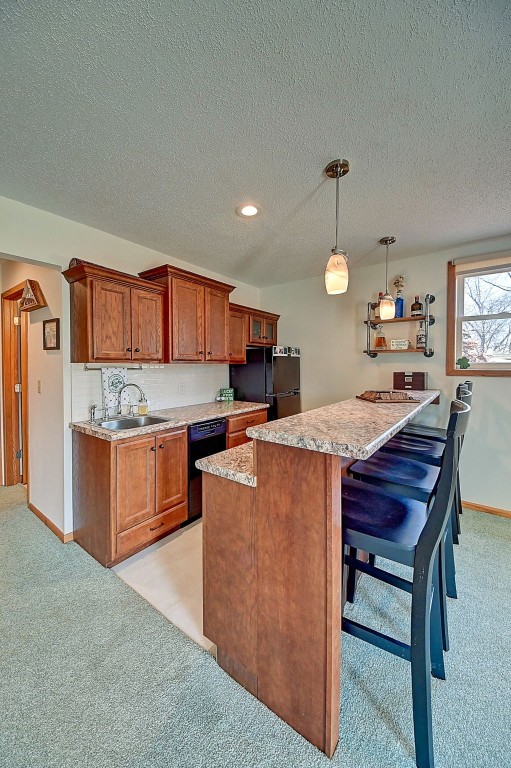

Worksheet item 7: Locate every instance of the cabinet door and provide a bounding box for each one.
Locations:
[205,288,230,362]
[93,280,131,361]
[155,428,188,516]
[229,311,247,364]
[131,289,163,362]
[116,436,156,532]
[263,318,277,345]
[172,278,204,361]
[248,314,264,344]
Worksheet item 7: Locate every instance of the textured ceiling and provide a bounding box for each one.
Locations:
[1,0,510,286]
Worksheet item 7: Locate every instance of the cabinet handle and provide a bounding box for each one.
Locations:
[208,351,212,355]
[126,347,132,352]
[159,444,164,449]
[229,352,232,356]
[135,347,140,352]
[149,521,165,531]
[198,350,204,355]
[247,419,255,424]
[150,446,157,452]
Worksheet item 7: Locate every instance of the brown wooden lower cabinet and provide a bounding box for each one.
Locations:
[73,427,188,567]
[226,408,267,449]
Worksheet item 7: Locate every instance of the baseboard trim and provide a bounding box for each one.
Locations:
[28,502,74,542]
[462,500,511,519]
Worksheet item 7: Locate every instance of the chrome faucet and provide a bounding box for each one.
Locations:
[90,404,99,423]
[117,383,146,415]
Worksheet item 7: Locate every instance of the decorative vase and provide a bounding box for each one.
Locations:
[395,290,404,318]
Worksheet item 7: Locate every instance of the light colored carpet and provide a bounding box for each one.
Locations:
[1,485,510,767]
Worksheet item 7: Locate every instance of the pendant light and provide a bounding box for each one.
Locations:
[379,236,396,320]
[324,159,350,295]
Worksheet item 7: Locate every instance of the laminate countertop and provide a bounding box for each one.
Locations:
[196,442,256,487]
[195,390,441,485]
[246,390,440,460]
[70,401,269,441]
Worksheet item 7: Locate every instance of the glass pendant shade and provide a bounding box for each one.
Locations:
[378,236,397,319]
[379,292,396,320]
[325,249,349,295]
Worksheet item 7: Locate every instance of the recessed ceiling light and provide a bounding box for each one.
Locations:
[236,204,260,218]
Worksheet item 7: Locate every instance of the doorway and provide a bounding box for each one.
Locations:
[1,283,29,486]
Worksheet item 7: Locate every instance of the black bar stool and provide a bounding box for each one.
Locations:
[341,400,471,768]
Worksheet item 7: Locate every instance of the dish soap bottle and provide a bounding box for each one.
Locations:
[374,324,387,349]
[416,321,426,350]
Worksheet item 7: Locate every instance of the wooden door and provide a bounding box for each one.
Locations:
[263,318,277,345]
[93,280,131,361]
[155,428,188,515]
[171,278,204,361]
[1,285,29,486]
[248,314,264,344]
[131,289,163,362]
[229,310,247,364]
[205,288,230,362]
[116,436,156,532]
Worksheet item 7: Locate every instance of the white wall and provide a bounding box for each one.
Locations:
[261,236,511,512]
[0,260,66,527]
[0,196,261,535]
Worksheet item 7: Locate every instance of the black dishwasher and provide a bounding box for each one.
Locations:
[186,419,227,523]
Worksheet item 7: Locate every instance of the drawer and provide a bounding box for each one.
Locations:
[227,431,252,449]
[227,409,267,434]
[116,502,187,559]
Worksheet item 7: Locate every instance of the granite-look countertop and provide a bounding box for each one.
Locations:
[246,390,440,460]
[70,401,268,441]
[196,442,256,487]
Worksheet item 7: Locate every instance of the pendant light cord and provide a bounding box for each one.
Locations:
[385,243,389,293]
[335,171,339,251]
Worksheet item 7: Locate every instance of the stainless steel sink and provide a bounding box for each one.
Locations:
[96,416,169,431]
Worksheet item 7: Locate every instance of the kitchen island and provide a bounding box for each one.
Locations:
[198,390,440,757]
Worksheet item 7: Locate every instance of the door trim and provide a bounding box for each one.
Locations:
[2,282,29,486]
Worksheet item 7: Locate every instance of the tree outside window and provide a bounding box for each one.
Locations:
[447,255,511,376]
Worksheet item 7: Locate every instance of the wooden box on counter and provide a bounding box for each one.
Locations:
[393,371,428,391]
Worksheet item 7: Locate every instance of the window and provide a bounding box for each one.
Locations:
[447,253,511,376]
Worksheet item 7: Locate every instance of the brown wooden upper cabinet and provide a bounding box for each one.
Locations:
[63,262,165,363]
[139,265,235,363]
[229,309,247,364]
[248,313,277,345]
[229,303,280,354]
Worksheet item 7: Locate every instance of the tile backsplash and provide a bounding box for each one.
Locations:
[71,363,229,422]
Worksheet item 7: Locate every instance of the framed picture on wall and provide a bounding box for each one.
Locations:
[43,318,60,350]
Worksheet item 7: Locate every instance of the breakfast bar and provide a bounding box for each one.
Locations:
[198,390,440,757]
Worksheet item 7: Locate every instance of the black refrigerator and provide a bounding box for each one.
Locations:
[230,346,301,420]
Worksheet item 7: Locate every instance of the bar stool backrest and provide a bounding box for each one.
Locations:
[415,400,471,580]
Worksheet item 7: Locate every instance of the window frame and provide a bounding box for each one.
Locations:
[446,257,511,377]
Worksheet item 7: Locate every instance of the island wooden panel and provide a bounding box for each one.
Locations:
[254,440,342,757]
[202,474,257,694]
